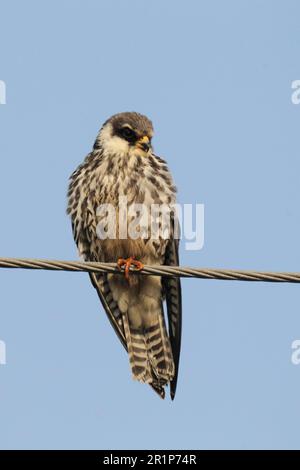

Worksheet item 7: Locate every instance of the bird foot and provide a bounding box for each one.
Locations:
[117,256,144,281]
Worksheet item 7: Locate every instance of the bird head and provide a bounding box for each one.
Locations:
[96,112,154,157]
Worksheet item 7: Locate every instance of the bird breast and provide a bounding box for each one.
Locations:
[92,151,176,261]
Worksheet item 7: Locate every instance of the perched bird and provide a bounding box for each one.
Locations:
[67,112,182,399]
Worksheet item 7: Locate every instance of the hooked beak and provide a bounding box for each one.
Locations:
[136,135,151,153]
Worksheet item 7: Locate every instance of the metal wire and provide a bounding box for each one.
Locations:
[0,257,299,283]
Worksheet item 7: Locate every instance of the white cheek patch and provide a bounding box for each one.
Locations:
[99,124,129,156]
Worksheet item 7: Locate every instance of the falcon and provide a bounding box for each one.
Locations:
[67,112,182,399]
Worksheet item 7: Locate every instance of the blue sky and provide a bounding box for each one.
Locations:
[1,0,300,450]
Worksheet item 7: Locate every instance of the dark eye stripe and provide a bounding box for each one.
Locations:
[120,126,136,143]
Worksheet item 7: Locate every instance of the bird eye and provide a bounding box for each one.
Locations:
[121,126,135,140]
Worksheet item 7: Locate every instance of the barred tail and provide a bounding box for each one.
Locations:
[144,315,175,383]
[122,310,175,394]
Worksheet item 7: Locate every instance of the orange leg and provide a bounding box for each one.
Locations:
[117,256,144,281]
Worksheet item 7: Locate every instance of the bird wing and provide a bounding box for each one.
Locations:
[68,158,127,351]
[89,271,127,348]
[74,225,127,347]
[163,215,182,400]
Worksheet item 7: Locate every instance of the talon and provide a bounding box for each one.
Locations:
[117,256,144,281]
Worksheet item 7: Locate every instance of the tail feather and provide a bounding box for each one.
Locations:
[107,272,175,398]
[144,316,174,382]
[123,315,153,383]
[122,310,175,390]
